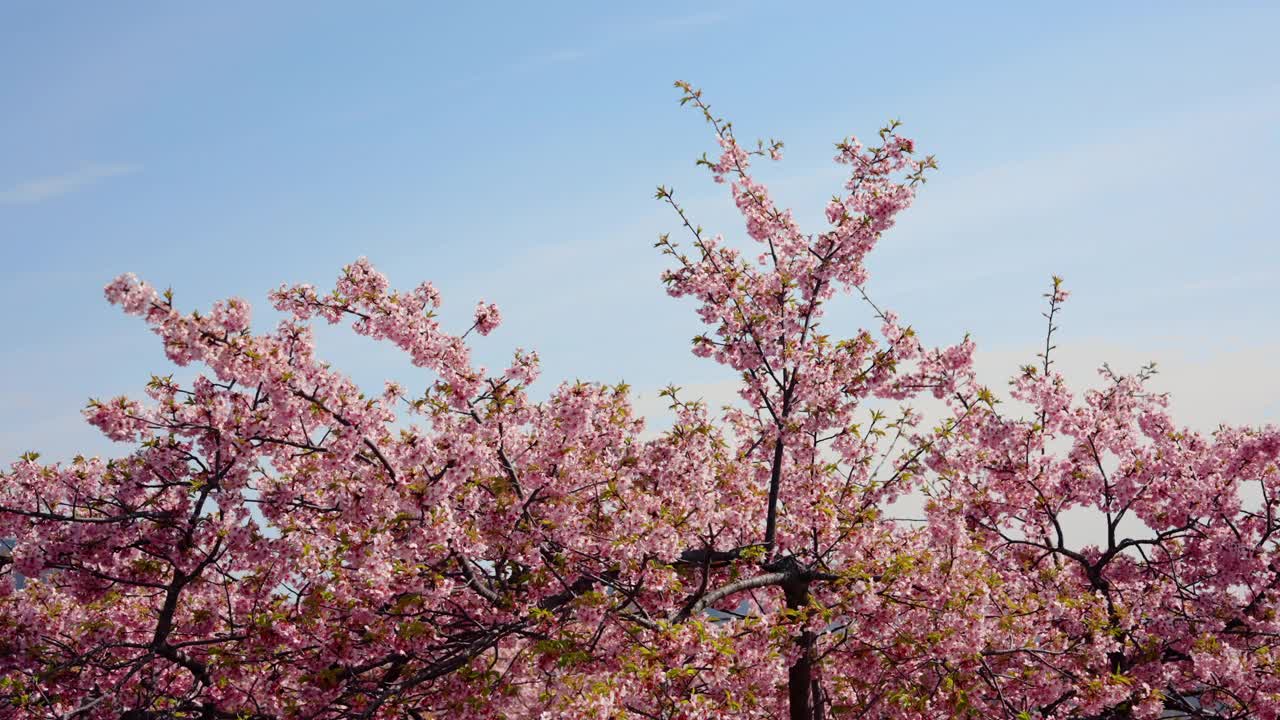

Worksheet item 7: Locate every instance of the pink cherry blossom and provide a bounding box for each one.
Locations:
[1,83,1276,720]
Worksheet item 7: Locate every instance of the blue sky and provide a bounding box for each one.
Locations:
[2,1,1278,462]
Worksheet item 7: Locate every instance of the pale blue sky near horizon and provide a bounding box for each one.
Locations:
[2,1,1278,462]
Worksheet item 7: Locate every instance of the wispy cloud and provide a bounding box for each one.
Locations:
[1180,270,1275,293]
[657,11,727,29]
[509,48,587,74]
[539,48,586,64]
[502,11,725,77]
[0,163,140,205]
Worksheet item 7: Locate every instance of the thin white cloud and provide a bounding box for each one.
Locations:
[541,48,586,63]
[657,11,727,29]
[509,48,587,74]
[0,163,140,205]
[1179,269,1274,293]
[898,92,1277,238]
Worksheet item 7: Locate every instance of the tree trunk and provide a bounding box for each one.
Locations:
[785,579,816,720]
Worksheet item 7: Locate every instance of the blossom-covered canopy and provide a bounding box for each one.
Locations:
[3,84,1278,720]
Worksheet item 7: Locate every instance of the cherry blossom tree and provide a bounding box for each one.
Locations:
[915,278,1280,720]
[2,83,1278,720]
